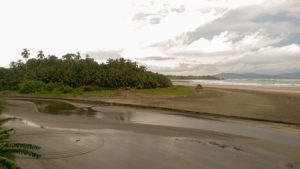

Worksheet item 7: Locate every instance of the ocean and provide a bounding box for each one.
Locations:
[174,79,300,87]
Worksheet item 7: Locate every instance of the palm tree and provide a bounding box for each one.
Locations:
[75,52,81,60]
[9,62,16,69]
[37,50,45,60]
[0,118,41,169]
[21,49,30,62]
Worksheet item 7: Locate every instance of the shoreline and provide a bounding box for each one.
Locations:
[3,83,300,127]
[173,80,300,94]
[6,95,300,127]
[5,99,300,169]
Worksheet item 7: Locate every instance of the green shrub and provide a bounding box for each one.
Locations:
[58,85,73,93]
[82,85,98,91]
[19,80,45,93]
[0,100,4,113]
[44,82,63,91]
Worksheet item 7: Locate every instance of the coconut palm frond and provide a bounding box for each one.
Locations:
[0,118,17,126]
[1,143,41,150]
[0,156,21,169]
[0,134,10,141]
[0,128,14,136]
[0,129,14,142]
[0,147,41,159]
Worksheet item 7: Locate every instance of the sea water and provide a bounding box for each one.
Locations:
[176,79,300,87]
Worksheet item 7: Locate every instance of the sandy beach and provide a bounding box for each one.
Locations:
[3,98,300,169]
[2,84,300,169]
[6,83,300,125]
[87,83,300,125]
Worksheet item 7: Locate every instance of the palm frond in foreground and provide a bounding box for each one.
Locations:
[0,117,41,169]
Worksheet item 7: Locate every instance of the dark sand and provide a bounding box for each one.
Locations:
[3,98,300,169]
[4,83,300,125]
[94,85,300,125]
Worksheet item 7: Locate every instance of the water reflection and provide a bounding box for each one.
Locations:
[96,111,133,121]
[22,99,300,147]
[32,100,96,116]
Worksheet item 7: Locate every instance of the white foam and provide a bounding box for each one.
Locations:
[181,79,300,87]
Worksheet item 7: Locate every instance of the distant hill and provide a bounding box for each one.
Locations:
[167,75,221,80]
[215,72,300,79]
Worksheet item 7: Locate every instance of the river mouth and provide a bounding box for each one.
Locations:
[30,99,218,123]
[7,98,300,148]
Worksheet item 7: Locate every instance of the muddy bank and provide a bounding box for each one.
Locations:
[3,99,300,169]
[4,84,300,125]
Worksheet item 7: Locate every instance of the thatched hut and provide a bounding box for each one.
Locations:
[195,84,203,92]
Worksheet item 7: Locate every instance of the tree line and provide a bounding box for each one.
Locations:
[0,49,172,93]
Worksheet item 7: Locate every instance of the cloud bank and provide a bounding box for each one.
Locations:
[0,0,299,75]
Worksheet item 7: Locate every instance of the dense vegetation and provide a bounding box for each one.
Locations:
[0,101,3,113]
[0,49,172,94]
[167,75,221,80]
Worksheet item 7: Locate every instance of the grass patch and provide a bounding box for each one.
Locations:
[31,88,122,97]
[134,86,194,95]
[1,86,193,98]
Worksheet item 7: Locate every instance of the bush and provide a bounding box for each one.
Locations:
[0,100,4,113]
[44,82,63,91]
[58,85,73,93]
[82,85,98,91]
[19,80,45,93]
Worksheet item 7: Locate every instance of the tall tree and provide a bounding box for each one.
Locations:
[75,52,81,60]
[9,62,16,69]
[37,50,45,60]
[62,53,76,60]
[21,48,30,61]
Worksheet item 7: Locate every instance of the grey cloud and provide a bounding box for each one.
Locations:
[150,17,161,24]
[150,2,300,50]
[138,56,175,61]
[277,33,300,46]
[222,51,300,66]
[140,1,300,75]
[133,13,151,21]
[147,63,220,75]
[133,12,164,25]
[132,4,186,25]
[219,61,300,75]
[169,50,240,58]
[170,5,185,13]
[86,49,123,60]
[253,11,300,24]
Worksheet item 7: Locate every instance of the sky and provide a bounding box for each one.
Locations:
[0,0,300,75]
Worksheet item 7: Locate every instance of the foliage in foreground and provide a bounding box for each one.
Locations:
[0,103,41,169]
[0,49,172,93]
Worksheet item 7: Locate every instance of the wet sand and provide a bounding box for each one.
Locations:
[3,99,300,169]
[4,83,300,125]
[95,84,300,125]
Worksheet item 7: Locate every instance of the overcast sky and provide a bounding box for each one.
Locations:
[0,0,300,75]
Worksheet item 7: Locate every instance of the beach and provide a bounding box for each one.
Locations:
[88,82,300,125]
[3,98,300,169]
[2,83,300,169]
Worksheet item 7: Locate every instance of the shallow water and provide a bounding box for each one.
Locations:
[175,79,300,87]
[31,100,96,116]
[18,99,300,148]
